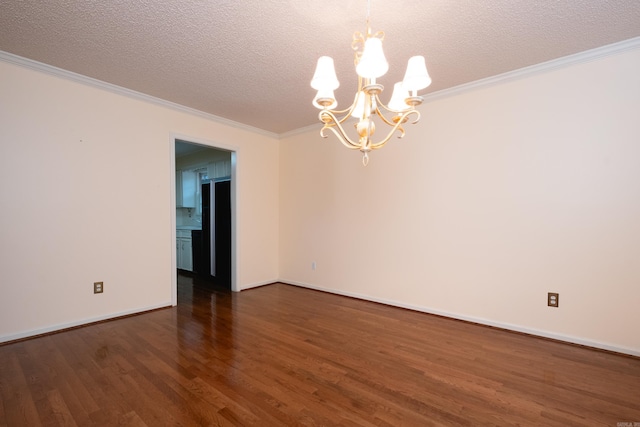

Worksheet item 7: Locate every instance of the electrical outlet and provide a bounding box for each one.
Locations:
[548,292,559,307]
[94,282,104,294]
[311,261,317,271]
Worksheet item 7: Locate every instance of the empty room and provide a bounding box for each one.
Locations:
[1,1,639,425]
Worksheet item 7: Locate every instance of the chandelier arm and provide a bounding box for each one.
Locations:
[373,105,404,128]
[375,94,405,115]
[318,110,361,150]
[323,106,358,126]
[352,31,366,52]
[376,104,398,115]
[327,105,356,119]
[335,112,355,125]
[322,125,362,151]
[368,127,405,151]
[379,108,421,127]
[320,88,362,125]
[406,109,421,125]
[376,107,422,129]
[368,110,421,150]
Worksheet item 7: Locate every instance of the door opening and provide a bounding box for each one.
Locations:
[172,138,236,303]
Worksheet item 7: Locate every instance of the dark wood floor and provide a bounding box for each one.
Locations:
[1,274,639,426]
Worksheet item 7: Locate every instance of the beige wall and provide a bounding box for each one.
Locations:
[0,59,279,341]
[2,43,639,355]
[279,47,640,355]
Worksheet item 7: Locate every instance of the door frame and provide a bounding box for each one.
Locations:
[170,134,239,305]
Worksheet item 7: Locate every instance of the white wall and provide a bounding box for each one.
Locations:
[279,46,640,355]
[0,58,279,342]
[3,43,639,355]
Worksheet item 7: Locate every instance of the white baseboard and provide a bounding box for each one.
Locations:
[279,279,640,358]
[5,281,638,358]
[0,303,171,344]
[240,278,280,291]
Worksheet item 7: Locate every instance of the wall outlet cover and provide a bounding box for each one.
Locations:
[94,282,104,294]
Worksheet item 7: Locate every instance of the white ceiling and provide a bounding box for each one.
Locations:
[1,1,639,135]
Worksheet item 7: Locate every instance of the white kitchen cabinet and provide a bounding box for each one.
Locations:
[207,163,218,180]
[207,159,231,180]
[220,159,231,177]
[176,170,197,208]
[176,230,193,271]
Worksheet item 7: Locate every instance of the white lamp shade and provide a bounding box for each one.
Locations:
[388,82,410,111]
[312,89,337,109]
[311,56,340,91]
[351,91,366,118]
[356,37,389,79]
[402,56,431,91]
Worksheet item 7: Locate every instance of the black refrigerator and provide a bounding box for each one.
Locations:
[194,180,231,289]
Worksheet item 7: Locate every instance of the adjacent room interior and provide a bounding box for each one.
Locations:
[174,141,233,292]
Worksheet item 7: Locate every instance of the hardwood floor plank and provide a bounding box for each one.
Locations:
[46,389,77,427]
[1,275,639,426]
[0,349,42,426]
[116,411,149,427]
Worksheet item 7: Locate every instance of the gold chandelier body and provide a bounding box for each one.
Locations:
[311,13,431,166]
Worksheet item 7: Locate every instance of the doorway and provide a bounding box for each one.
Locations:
[172,138,236,303]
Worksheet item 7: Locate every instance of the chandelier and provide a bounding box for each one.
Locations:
[311,0,432,165]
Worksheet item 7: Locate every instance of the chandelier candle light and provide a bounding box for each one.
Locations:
[311,0,432,165]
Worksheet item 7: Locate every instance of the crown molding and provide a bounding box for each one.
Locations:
[279,123,320,139]
[0,50,279,139]
[421,36,640,104]
[4,36,639,140]
[285,36,640,137]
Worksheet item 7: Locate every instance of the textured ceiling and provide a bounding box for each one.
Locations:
[1,1,640,134]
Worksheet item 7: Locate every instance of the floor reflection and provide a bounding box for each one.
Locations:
[176,271,235,365]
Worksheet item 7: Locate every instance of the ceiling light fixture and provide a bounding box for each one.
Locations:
[311,0,432,166]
